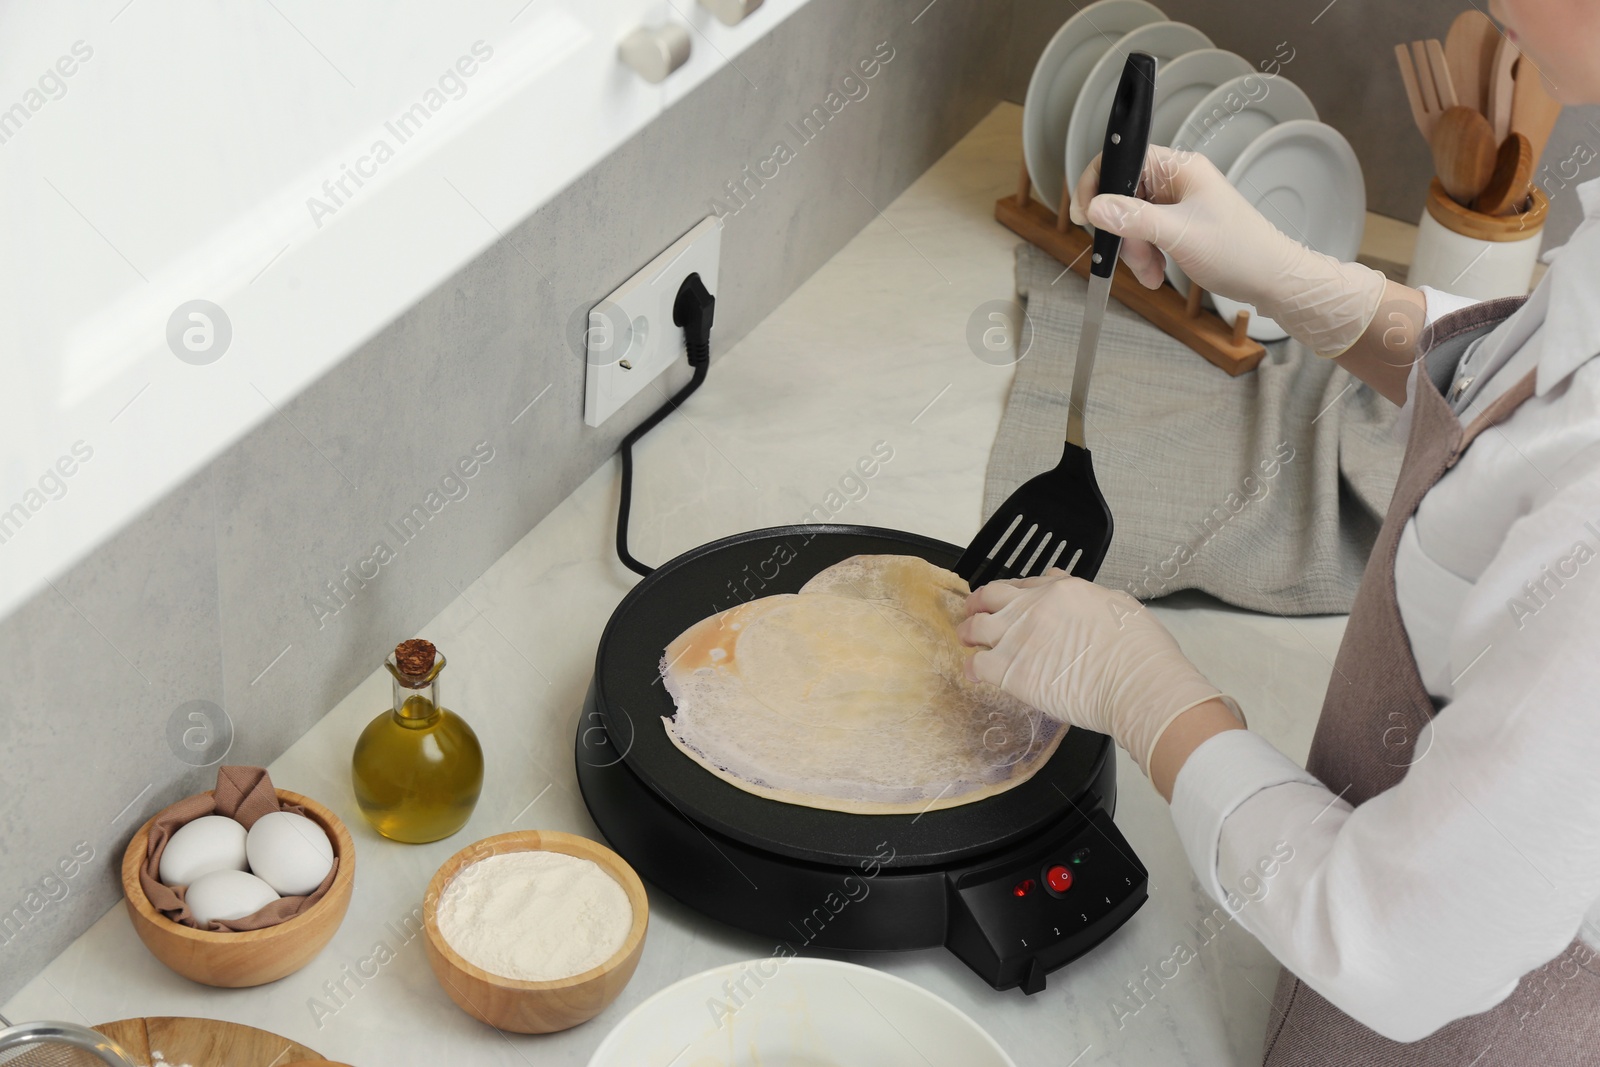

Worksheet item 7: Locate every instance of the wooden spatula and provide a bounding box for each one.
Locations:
[1487,35,1519,142]
[1511,54,1563,163]
[1444,10,1499,115]
[956,52,1156,587]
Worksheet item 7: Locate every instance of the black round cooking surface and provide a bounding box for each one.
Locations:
[587,523,1109,869]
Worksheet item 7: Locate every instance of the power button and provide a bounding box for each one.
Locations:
[1044,864,1073,895]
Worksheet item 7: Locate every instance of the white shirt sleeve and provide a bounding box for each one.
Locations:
[1171,464,1600,1042]
[1168,729,1322,907]
[1418,285,1481,326]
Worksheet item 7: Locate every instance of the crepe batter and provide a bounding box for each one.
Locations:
[659,555,1063,815]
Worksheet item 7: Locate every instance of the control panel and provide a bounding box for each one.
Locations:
[945,808,1147,993]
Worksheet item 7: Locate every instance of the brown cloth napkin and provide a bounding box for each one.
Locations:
[139,766,339,932]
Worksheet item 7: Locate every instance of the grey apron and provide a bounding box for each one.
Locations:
[1262,297,1600,1065]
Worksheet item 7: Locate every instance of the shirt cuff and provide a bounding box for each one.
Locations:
[1417,285,1480,328]
[1394,286,1482,433]
[1169,729,1321,909]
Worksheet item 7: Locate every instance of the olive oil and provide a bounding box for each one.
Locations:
[352,639,483,843]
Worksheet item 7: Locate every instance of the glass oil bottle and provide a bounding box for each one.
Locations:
[352,638,484,843]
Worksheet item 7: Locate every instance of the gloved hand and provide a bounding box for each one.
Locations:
[956,571,1242,776]
[1069,145,1386,358]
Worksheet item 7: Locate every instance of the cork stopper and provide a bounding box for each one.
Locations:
[394,638,437,679]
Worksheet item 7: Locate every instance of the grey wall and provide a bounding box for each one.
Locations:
[1005,0,1600,250]
[0,0,1013,1003]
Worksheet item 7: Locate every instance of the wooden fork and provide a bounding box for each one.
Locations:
[1396,39,1460,142]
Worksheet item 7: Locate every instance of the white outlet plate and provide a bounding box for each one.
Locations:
[584,216,723,428]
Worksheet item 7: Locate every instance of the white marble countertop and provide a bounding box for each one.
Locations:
[4,103,1348,1067]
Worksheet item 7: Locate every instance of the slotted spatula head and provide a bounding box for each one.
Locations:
[956,51,1155,588]
[959,442,1114,586]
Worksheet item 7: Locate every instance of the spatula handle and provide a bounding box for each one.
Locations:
[1090,52,1157,280]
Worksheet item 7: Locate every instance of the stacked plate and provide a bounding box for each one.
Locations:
[1022,0,1366,341]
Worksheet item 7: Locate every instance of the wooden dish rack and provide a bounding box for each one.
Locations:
[996,162,1266,376]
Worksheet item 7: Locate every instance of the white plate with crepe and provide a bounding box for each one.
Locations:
[1022,0,1166,213]
[1164,71,1318,297]
[1210,120,1367,343]
[1063,20,1212,222]
[588,958,1018,1067]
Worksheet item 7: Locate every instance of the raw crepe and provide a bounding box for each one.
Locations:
[659,555,1063,814]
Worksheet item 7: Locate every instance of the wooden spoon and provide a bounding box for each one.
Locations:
[1433,106,1498,205]
[1444,10,1500,115]
[1511,54,1563,163]
[1474,132,1534,215]
[1487,35,1519,142]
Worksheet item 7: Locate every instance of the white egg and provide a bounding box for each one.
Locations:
[185,869,280,926]
[158,815,249,888]
[246,811,334,896]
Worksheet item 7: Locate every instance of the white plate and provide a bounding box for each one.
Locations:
[1022,0,1166,213]
[587,958,1018,1067]
[1150,48,1254,148]
[1164,71,1318,296]
[1064,21,1212,220]
[1211,119,1367,342]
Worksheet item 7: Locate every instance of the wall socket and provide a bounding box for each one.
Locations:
[583,216,722,428]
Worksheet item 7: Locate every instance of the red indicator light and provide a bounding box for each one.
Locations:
[1046,864,1073,894]
[1013,878,1036,898]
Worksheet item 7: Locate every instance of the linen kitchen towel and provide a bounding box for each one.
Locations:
[982,243,1404,615]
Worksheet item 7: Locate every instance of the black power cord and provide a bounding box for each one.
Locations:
[616,271,716,577]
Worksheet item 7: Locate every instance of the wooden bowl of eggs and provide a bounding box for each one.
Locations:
[120,790,355,987]
[421,830,649,1034]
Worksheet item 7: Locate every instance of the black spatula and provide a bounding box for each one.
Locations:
[956,50,1156,588]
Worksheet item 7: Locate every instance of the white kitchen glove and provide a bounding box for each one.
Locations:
[1069,145,1386,358]
[957,571,1242,776]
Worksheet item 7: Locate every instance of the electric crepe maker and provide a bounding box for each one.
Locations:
[575,524,1147,994]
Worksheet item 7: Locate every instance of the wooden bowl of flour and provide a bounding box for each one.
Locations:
[422,830,649,1034]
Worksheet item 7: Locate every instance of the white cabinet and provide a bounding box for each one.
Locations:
[0,0,808,620]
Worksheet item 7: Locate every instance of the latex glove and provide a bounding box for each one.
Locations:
[956,571,1241,776]
[1068,145,1385,357]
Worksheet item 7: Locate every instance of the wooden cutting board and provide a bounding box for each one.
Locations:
[90,1017,329,1067]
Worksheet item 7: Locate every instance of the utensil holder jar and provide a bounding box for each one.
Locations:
[1406,178,1549,299]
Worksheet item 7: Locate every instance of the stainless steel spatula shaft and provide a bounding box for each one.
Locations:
[1065,271,1112,449]
[956,51,1156,587]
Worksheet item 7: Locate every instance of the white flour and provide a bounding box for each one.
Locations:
[436,851,633,981]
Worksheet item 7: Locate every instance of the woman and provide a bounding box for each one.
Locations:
[958,2,1600,1062]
